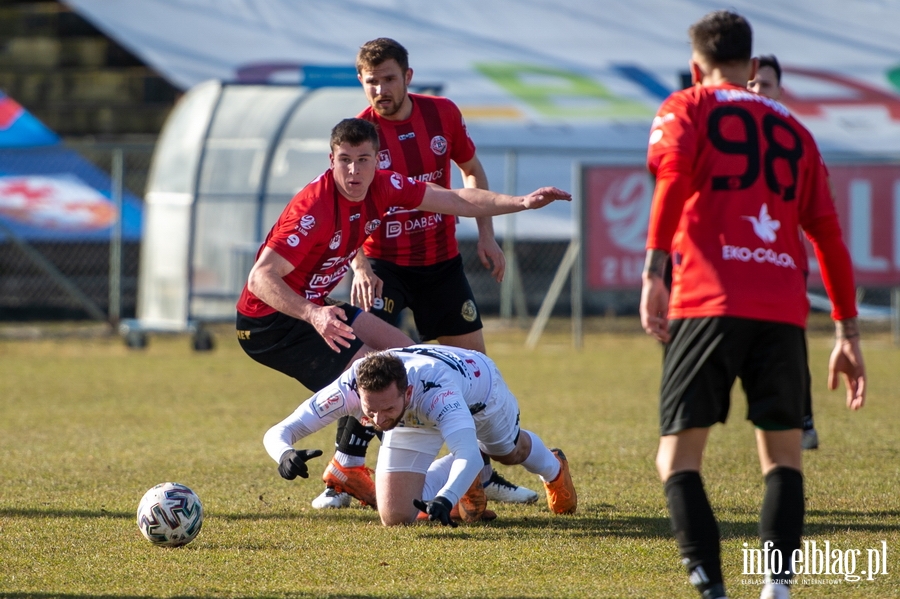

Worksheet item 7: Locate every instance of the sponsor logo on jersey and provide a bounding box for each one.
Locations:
[320,256,346,270]
[435,401,463,423]
[430,135,448,155]
[305,290,323,301]
[649,113,675,145]
[313,390,345,419]
[329,231,342,249]
[461,299,478,322]
[300,214,316,230]
[722,245,796,269]
[411,169,444,183]
[428,390,455,411]
[310,265,349,288]
[390,173,404,189]
[398,131,416,141]
[287,234,300,247]
[383,213,443,238]
[464,358,481,377]
[364,219,381,235]
[377,150,391,169]
[385,221,402,238]
[743,203,780,243]
[349,212,360,221]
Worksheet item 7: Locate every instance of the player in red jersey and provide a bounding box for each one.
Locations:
[237,118,569,507]
[310,38,539,510]
[748,55,820,452]
[640,12,865,599]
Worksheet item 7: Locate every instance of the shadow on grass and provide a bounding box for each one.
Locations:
[3,506,897,540]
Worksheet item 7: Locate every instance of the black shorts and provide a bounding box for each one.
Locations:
[367,254,483,341]
[236,300,364,393]
[659,316,807,435]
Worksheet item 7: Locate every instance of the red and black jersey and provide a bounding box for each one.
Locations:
[236,169,426,317]
[646,83,856,327]
[357,94,476,266]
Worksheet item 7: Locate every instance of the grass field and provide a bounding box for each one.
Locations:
[0,317,898,598]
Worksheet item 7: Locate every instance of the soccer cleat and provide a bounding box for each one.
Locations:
[543,448,577,514]
[801,428,819,450]
[322,459,377,507]
[311,486,351,509]
[416,506,497,522]
[484,470,539,504]
[759,582,790,599]
[700,583,728,599]
[456,475,488,523]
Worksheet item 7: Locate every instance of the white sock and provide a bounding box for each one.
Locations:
[333,450,365,468]
[422,454,455,501]
[519,430,561,482]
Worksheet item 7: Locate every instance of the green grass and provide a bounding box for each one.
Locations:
[0,317,898,598]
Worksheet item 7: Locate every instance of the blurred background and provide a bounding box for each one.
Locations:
[1,0,898,346]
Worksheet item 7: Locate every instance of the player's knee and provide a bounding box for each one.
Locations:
[379,508,416,527]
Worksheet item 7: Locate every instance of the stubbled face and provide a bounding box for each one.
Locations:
[748,65,782,100]
[359,382,410,432]
[358,59,412,120]
[330,140,377,201]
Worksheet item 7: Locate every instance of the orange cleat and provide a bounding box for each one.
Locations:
[322,459,377,507]
[543,448,577,514]
[456,474,488,523]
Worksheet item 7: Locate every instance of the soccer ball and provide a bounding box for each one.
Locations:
[136,482,204,547]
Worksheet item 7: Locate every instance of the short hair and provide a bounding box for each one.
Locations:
[756,54,782,84]
[689,10,752,66]
[330,118,379,153]
[357,37,410,74]
[356,352,409,395]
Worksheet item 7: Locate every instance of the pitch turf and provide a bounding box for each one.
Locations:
[0,317,897,598]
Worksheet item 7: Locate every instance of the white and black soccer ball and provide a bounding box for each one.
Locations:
[136,482,204,547]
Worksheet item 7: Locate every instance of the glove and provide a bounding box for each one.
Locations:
[277,449,323,480]
[413,496,458,528]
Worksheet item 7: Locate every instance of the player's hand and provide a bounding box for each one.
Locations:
[521,187,571,210]
[277,449,323,480]
[640,273,670,343]
[308,304,356,352]
[413,497,458,527]
[477,235,506,282]
[350,255,383,312]
[828,335,866,410]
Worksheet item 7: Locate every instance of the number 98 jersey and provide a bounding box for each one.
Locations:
[646,83,839,327]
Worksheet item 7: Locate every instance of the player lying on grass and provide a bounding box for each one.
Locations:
[263,345,577,526]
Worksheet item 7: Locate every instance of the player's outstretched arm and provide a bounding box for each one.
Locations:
[418,184,570,218]
[829,318,866,410]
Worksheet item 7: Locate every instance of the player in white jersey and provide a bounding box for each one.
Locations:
[263,345,577,526]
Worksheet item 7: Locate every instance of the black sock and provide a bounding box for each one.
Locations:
[664,471,723,594]
[760,466,804,583]
[335,416,379,458]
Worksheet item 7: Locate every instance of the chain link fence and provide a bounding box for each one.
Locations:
[0,140,153,321]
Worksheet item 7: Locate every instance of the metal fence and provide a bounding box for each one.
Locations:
[0,140,153,322]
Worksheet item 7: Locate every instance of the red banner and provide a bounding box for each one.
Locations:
[583,164,900,291]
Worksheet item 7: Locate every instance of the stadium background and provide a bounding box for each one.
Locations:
[1,0,898,336]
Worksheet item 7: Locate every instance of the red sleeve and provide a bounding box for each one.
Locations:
[645,152,693,252]
[444,99,476,165]
[805,213,858,320]
[373,171,427,211]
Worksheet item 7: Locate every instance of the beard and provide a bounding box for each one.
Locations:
[373,94,404,118]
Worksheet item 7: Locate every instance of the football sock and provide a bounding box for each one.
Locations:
[519,430,561,482]
[479,452,492,486]
[334,416,378,459]
[423,454,455,501]
[760,466,804,583]
[664,470,724,595]
[333,451,365,468]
